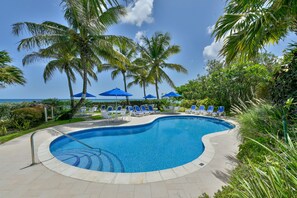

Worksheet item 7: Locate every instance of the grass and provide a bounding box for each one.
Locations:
[0,118,85,144]
[91,114,103,120]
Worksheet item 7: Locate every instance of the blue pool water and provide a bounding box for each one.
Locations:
[50,116,234,173]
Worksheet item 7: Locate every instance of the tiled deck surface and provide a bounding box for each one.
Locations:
[0,114,240,198]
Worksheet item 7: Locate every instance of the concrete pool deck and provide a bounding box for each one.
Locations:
[0,114,240,197]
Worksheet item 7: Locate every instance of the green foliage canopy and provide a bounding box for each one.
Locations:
[176,54,279,110]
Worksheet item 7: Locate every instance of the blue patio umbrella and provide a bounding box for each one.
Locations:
[73,92,96,98]
[99,88,132,107]
[162,91,182,98]
[144,94,156,99]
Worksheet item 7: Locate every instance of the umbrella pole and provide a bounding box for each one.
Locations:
[115,95,118,120]
[116,95,118,109]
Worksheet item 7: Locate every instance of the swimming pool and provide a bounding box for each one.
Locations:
[50,116,234,173]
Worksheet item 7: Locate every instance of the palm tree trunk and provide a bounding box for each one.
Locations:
[143,81,146,97]
[155,78,159,99]
[66,69,74,109]
[122,72,129,104]
[65,52,87,119]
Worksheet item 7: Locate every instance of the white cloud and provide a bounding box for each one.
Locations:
[203,39,224,61]
[203,25,225,61]
[135,31,146,45]
[207,25,215,35]
[121,0,154,26]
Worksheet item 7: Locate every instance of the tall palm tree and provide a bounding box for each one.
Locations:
[127,66,153,98]
[0,51,26,88]
[213,0,297,63]
[13,2,131,118]
[101,41,136,103]
[138,32,187,99]
[22,45,98,109]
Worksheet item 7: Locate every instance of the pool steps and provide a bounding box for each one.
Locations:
[55,148,125,172]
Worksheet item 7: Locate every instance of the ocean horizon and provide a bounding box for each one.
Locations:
[0,98,144,104]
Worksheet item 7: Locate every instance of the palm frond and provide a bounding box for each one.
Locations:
[0,66,26,87]
[163,63,188,73]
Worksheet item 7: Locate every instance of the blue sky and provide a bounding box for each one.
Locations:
[0,0,295,99]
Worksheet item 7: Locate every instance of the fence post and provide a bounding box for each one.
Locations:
[51,106,54,120]
[44,107,48,122]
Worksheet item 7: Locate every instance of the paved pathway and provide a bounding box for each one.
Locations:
[0,114,240,198]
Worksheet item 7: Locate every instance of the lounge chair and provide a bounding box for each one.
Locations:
[140,105,150,115]
[133,105,144,116]
[106,106,113,112]
[148,105,160,114]
[213,106,225,116]
[80,106,87,113]
[195,105,205,114]
[101,105,106,112]
[116,106,122,112]
[206,106,214,115]
[119,109,127,120]
[162,105,175,113]
[126,106,132,112]
[173,106,180,113]
[186,105,196,114]
[90,106,98,112]
[101,111,112,123]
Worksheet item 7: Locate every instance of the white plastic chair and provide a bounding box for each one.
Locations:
[90,106,98,112]
[80,106,87,113]
[102,111,112,123]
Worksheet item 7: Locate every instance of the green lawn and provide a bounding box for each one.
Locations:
[0,118,86,144]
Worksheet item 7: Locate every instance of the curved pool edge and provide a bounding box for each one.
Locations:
[38,114,239,184]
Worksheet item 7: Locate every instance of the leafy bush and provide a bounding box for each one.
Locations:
[11,107,43,130]
[210,100,297,197]
[0,120,9,136]
[180,99,198,108]
[176,54,277,112]
[270,45,297,107]
[0,102,37,121]
[231,137,296,198]
[178,107,185,112]
[199,98,220,108]
[180,98,220,109]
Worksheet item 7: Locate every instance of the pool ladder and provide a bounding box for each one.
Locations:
[30,128,101,165]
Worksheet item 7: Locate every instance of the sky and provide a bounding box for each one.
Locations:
[0,0,296,99]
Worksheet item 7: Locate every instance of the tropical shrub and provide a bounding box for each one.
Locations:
[176,54,277,112]
[180,99,220,109]
[0,104,12,120]
[0,103,34,120]
[0,120,9,136]
[210,100,297,197]
[218,136,297,198]
[180,99,198,108]
[11,107,43,130]
[270,45,297,107]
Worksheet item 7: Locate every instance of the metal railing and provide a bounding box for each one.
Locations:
[30,128,101,165]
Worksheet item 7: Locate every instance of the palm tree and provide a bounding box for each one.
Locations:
[138,32,187,99]
[0,51,26,88]
[22,45,98,109]
[213,0,297,63]
[101,42,136,103]
[13,2,131,118]
[127,65,153,97]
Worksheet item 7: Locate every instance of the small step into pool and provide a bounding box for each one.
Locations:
[50,116,234,173]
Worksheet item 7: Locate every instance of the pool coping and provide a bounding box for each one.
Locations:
[38,114,239,184]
